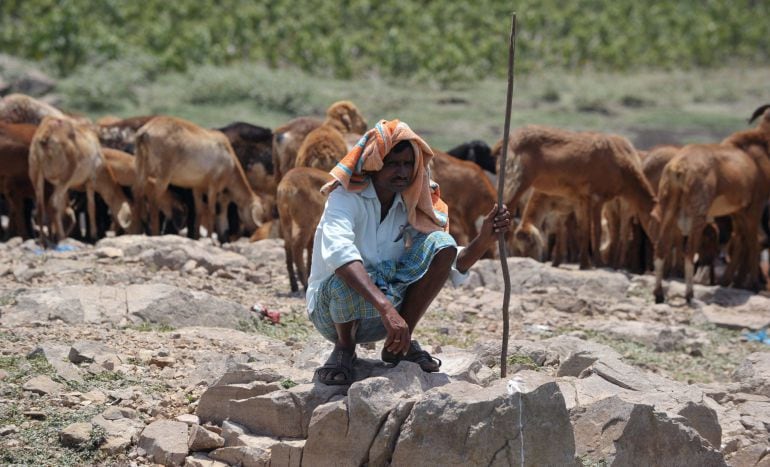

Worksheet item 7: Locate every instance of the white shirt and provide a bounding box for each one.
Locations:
[306,182,468,315]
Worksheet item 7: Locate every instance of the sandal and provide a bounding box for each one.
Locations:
[315,348,357,385]
[381,340,441,373]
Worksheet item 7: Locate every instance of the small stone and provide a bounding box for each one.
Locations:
[0,369,8,381]
[82,389,107,404]
[176,414,200,426]
[0,425,19,436]
[96,247,124,258]
[23,410,46,420]
[22,375,63,396]
[188,424,225,451]
[182,260,197,272]
[150,356,176,368]
[59,422,93,448]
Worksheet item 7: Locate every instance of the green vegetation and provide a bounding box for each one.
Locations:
[0,354,58,398]
[507,353,540,370]
[130,321,176,332]
[1,0,767,83]
[42,54,765,152]
[0,402,107,465]
[238,307,315,341]
[280,378,298,389]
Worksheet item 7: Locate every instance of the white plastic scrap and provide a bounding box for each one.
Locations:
[507,376,526,466]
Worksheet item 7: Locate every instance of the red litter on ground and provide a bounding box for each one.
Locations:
[252,302,280,324]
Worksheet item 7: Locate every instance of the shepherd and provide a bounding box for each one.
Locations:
[306,119,512,385]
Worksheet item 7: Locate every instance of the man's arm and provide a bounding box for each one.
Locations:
[334,261,412,356]
[456,203,512,273]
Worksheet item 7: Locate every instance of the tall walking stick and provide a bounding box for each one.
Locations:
[497,13,517,378]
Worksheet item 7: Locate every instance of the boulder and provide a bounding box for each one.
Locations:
[59,422,93,448]
[97,235,250,273]
[571,396,726,466]
[188,425,224,452]
[3,284,253,329]
[391,378,575,466]
[138,420,190,467]
[22,375,63,395]
[732,352,770,397]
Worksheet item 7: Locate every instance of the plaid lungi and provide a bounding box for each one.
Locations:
[310,230,457,343]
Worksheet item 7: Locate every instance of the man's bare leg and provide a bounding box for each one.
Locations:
[317,320,359,385]
[334,321,358,351]
[400,247,457,331]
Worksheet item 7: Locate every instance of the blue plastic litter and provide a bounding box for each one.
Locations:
[743,328,770,345]
[32,244,79,255]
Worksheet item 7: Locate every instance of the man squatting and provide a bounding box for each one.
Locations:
[306,119,512,385]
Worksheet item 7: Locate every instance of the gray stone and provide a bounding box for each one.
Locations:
[91,413,145,454]
[223,238,286,269]
[68,341,118,364]
[209,445,270,467]
[727,444,770,467]
[226,382,347,438]
[188,424,224,452]
[125,284,252,329]
[391,378,575,467]
[196,381,284,426]
[435,346,497,386]
[572,396,726,466]
[0,425,19,436]
[175,414,200,426]
[138,420,190,467]
[472,257,631,299]
[4,286,127,325]
[184,453,230,467]
[3,284,253,329]
[269,439,304,467]
[98,235,250,273]
[219,420,248,447]
[22,375,64,395]
[585,320,708,352]
[733,352,770,397]
[701,303,770,330]
[28,343,83,383]
[59,422,93,448]
[368,400,414,467]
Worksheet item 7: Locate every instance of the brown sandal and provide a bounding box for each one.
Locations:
[381,340,441,373]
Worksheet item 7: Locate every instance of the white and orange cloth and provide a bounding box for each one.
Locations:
[321,119,449,234]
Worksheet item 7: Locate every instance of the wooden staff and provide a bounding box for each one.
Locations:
[497,12,517,378]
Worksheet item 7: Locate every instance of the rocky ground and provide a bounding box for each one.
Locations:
[0,234,769,466]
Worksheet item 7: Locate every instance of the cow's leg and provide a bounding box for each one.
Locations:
[684,219,706,305]
[86,184,97,241]
[206,186,219,239]
[590,197,604,268]
[191,188,205,240]
[50,185,69,243]
[576,199,592,270]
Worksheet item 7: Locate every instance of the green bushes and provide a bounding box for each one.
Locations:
[2,0,766,83]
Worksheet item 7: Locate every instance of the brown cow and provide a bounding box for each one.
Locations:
[430,149,498,257]
[275,167,333,292]
[272,101,367,183]
[29,117,131,244]
[134,116,264,239]
[502,125,656,269]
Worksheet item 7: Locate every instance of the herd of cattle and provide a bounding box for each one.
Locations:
[1,92,769,304]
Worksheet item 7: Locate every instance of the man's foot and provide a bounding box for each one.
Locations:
[381,340,441,373]
[315,347,357,385]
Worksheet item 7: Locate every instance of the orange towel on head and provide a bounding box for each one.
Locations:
[321,119,449,234]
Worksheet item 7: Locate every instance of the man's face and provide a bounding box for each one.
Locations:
[372,144,416,195]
